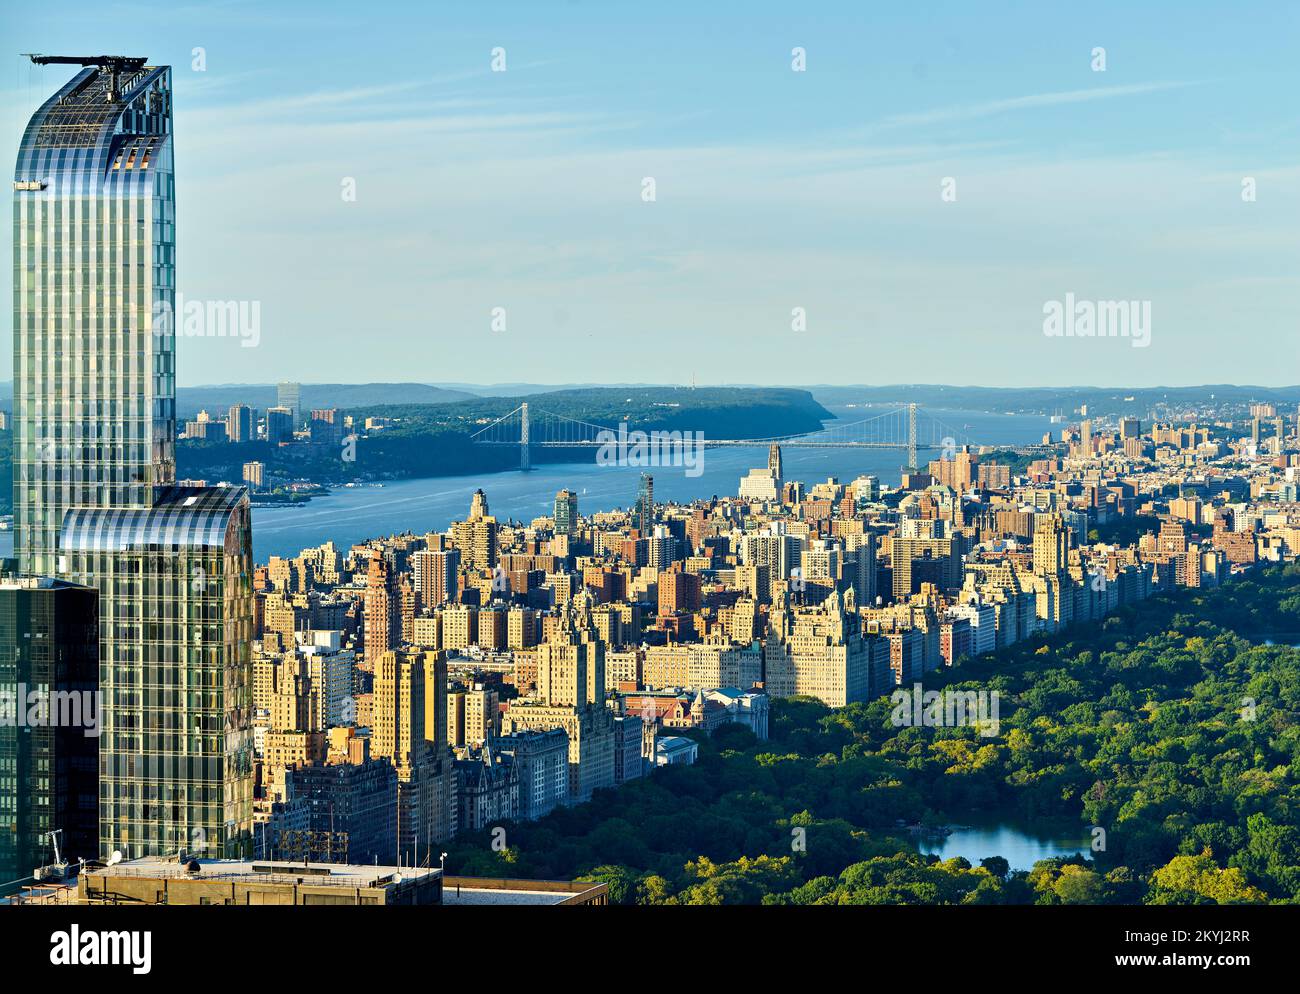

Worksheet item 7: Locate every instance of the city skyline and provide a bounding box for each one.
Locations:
[3,0,1297,388]
[3,5,1300,956]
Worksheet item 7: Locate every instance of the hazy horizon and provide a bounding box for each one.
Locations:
[5,0,1298,388]
[3,378,1300,392]
[112,379,1300,393]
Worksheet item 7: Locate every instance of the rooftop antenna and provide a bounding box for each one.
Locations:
[25,54,147,102]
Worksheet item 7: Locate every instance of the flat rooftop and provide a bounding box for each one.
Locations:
[442,887,572,906]
[441,875,608,906]
[56,861,605,906]
[85,858,439,889]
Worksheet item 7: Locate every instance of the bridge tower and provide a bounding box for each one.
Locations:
[907,403,918,471]
[520,402,531,471]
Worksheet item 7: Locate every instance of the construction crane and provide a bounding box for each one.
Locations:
[25,54,148,101]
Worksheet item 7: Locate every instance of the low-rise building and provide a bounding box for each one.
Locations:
[655,735,699,767]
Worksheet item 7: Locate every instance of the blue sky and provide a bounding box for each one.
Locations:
[5,0,1298,388]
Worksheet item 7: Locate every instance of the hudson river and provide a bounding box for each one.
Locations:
[249,407,1052,561]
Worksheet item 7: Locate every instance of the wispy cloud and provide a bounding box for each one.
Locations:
[879,81,1197,128]
[180,63,568,124]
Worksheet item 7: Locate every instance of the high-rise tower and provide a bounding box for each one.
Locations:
[15,57,255,860]
[276,381,302,428]
[452,489,498,571]
[767,443,783,483]
[364,548,402,659]
[14,57,176,576]
[1032,514,1070,576]
[554,489,578,536]
[634,473,654,534]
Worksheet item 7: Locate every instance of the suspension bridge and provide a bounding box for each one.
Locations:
[469,402,1058,471]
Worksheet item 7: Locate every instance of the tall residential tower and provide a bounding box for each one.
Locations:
[13,57,176,576]
[14,57,255,860]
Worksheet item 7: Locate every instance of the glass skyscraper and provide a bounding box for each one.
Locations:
[634,473,654,534]
[276,381,302,428]
[13,59,254,859]
[554,489,578,536]
[14,60,175,578]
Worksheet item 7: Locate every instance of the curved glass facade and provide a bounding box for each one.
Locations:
[13,64,176,577]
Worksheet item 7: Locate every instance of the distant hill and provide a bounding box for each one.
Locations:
[353,386,835,435]
[173,383,479,417]
[0,381,479,416]
[430,382,646,397]
[805,384,1300,417]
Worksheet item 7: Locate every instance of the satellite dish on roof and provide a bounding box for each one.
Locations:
[392,873,404,885]
[107,850,123,866]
